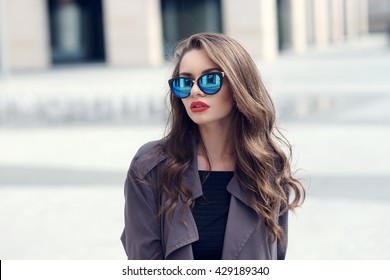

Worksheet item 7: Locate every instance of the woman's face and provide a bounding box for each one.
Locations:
[179,49,234,127]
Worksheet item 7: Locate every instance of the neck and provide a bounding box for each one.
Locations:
[197,123,234,171]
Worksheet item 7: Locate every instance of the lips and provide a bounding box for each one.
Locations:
[190,101,209,112]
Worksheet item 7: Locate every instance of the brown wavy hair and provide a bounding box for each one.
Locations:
[159,32,305,246]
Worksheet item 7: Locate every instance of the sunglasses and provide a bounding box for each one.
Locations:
[168,72,225,98]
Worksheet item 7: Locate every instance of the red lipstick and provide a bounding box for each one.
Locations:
[190,101,209,112]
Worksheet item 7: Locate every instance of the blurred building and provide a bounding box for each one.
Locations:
[0,0,371,72]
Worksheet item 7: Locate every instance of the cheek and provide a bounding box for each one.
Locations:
[223,100,234,113]
[181,99,191,114]
[221,90,234,109]
[181,99,188,109]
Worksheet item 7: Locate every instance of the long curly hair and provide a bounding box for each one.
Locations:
[159,32,305,246]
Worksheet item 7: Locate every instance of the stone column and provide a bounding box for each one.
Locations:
[330,0,345,42]
[222,0,278,60]
[313,0,329,47]
[358,0,369,35]
[0,0,8,76]
[290,0,307,53]
[345,0,358,39]
[4,0,50,71]
[103,0,163,66]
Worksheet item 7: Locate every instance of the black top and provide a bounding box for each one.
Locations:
[191,171,234,260]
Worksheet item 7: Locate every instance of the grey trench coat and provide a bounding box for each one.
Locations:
[121,137,288,260]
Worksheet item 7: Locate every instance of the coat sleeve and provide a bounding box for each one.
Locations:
[277,183,289,260]
[276,207,288,260]
[121,161,164,259]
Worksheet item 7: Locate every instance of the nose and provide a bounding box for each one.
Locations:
[190,81,205,98]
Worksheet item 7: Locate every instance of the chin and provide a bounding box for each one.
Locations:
[191,118,221,126]
[190,118,209,125]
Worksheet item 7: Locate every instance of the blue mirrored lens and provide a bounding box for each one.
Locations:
[169,72,223,98]
[198,73,222,94]
[170,78,193,98]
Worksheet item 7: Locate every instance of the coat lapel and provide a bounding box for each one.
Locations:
[222,175,263,259]
[163,138,203,259]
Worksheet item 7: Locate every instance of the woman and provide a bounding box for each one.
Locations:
[121,32,305,260]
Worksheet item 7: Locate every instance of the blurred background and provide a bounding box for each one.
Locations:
[0,0,389,259]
